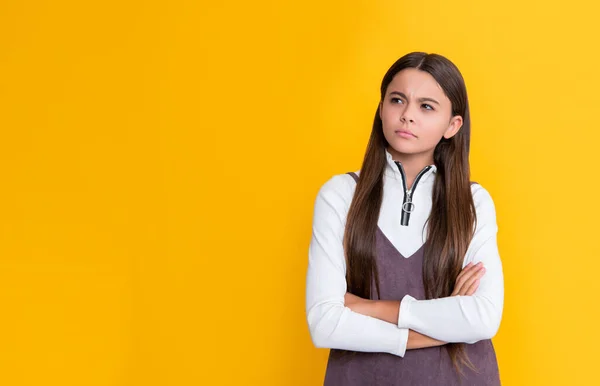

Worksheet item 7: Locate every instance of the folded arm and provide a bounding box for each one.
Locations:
[397,187,504,343]
[306,175,410,357]
[344,260,486,349]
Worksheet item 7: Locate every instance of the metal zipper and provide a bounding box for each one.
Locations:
[394,162,433,226]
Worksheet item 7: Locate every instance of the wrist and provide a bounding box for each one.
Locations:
[372,300,401,325]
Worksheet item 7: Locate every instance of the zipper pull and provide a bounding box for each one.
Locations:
[403,191,415,213]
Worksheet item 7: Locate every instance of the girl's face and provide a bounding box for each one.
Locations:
[380,68,463,160]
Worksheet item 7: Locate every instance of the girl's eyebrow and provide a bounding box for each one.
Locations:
[389,91,440,106]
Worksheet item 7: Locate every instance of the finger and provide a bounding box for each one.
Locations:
[453,262,480,294]
[460,267,486,296]
[464,279,480,296]
[464,268,486,295]
[455,262,474,282]
[452,264,474,295]
[460,267,485,295]
[454,263,483,295]
[455,261,482,286]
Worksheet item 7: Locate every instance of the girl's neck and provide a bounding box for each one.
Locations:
[387,146,434,190]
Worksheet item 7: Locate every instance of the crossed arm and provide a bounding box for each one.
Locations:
[306,176,504,357]
[343,262,487,350]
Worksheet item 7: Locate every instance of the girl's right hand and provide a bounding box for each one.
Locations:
[451,262,486,296]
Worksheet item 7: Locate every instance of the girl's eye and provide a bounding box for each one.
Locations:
[422,104,434,110]
[391,98,403,104]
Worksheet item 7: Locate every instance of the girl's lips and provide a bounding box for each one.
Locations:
[395,130,416,138]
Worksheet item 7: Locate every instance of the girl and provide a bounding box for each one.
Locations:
[305,52,503,385]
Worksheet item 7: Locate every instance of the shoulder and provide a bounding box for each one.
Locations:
[316,172,358,205]
[311,172,359,225]
[470,183,497,224]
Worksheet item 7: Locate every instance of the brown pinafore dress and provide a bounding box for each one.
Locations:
[323,172,501,386]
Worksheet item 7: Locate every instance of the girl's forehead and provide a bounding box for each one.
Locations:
[388,69,445,98]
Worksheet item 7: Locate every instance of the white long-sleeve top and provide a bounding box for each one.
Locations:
[305,149,504,357]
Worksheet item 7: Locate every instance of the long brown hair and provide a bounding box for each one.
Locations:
[343,52,477,374]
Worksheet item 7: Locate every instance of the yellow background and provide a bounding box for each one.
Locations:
[1,1,599,385]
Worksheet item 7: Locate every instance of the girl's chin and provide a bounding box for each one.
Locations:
[387,143,421,156]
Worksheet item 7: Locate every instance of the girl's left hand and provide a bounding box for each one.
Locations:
[451,262,486,296]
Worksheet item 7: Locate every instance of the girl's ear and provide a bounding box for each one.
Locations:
[443,115,463,139]
[378,101,383,120]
